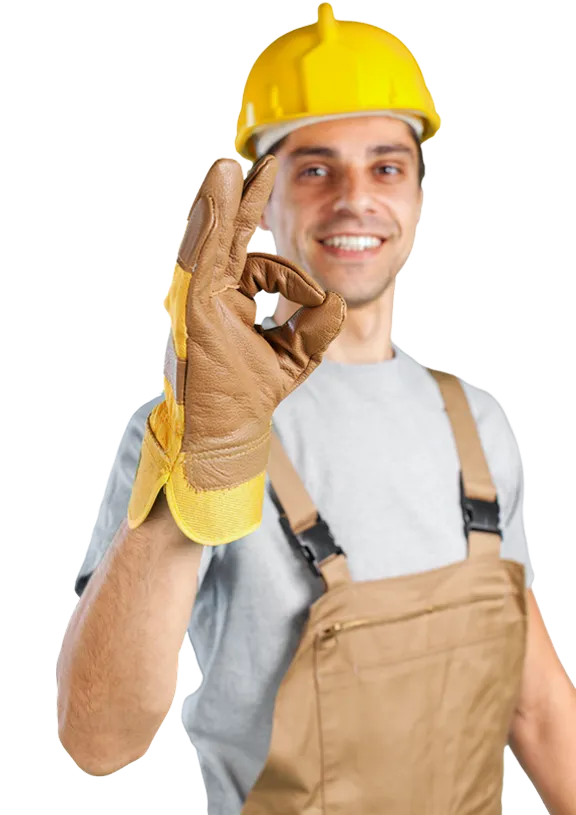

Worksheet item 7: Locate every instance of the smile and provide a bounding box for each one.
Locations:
[317,233,388,260]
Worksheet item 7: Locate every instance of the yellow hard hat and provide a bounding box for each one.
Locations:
[235,3,441,161]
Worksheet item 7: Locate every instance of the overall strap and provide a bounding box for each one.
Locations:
[267,431,352,589]
[267,368,502,580]
[427,369,502,561]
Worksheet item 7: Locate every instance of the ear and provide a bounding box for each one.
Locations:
[419,186,424,206]
[259,203,271,232]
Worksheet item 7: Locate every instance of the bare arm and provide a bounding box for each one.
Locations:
[508,589,576,814]
[56,490,205,776]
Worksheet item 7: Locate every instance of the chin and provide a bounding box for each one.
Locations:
[317,271,393,305]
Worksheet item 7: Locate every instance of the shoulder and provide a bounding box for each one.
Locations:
[442,373,524,518]
[399,346,523,488]
[457,376,518,458]
[427,368,525,530]
[73,392,173,598]
[398,342,517,451]
[396,346,517,444]
[119,393,166,443]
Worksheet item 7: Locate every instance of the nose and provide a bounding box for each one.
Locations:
[332,166,378,217]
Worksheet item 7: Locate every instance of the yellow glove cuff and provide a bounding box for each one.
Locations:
[127,395,267,545]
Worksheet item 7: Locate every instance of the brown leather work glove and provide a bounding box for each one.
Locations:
[127,154,346,545]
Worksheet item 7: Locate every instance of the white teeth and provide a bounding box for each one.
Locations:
[322,235,383,250]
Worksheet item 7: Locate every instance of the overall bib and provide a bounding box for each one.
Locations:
[241,368,528,815]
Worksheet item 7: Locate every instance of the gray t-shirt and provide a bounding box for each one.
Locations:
[74,322,534,814]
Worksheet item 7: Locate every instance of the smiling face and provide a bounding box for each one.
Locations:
[260,115,424,310]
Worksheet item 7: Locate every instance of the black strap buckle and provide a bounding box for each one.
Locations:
[279,513,345,578]
[459,473,501,538]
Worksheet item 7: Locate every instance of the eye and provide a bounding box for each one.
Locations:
[375,164,401,176]
[299,166,328,177]
[299,164,402,178]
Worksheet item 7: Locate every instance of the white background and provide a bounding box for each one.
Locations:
[2,0,574,812]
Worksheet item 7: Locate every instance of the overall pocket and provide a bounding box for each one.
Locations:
[313,593,523,815]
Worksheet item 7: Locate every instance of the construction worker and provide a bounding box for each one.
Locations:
[57,4,576,813]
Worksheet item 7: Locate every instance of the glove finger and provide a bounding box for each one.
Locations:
[240,252,327,306]
[227,155,278,284]
[256,291,346,392]
[177,159,244,300]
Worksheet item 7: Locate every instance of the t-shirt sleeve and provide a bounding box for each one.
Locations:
[463,382,535,590]
[501,444,535,589]
[74,395,164,597]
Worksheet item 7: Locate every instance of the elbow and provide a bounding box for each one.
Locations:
[58,724,148,776]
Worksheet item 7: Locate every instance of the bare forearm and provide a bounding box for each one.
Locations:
[57,490,204,774]
[509,684,576,814]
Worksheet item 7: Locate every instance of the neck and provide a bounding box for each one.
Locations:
[272,280,396,364]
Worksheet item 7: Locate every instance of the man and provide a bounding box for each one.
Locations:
[57,4,576,814]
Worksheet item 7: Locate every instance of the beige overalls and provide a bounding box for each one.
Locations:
[241,368,528,815]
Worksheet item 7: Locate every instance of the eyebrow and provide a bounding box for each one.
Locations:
[286,143,415,161]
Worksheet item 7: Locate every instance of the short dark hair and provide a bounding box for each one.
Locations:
[256,122,426,187]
